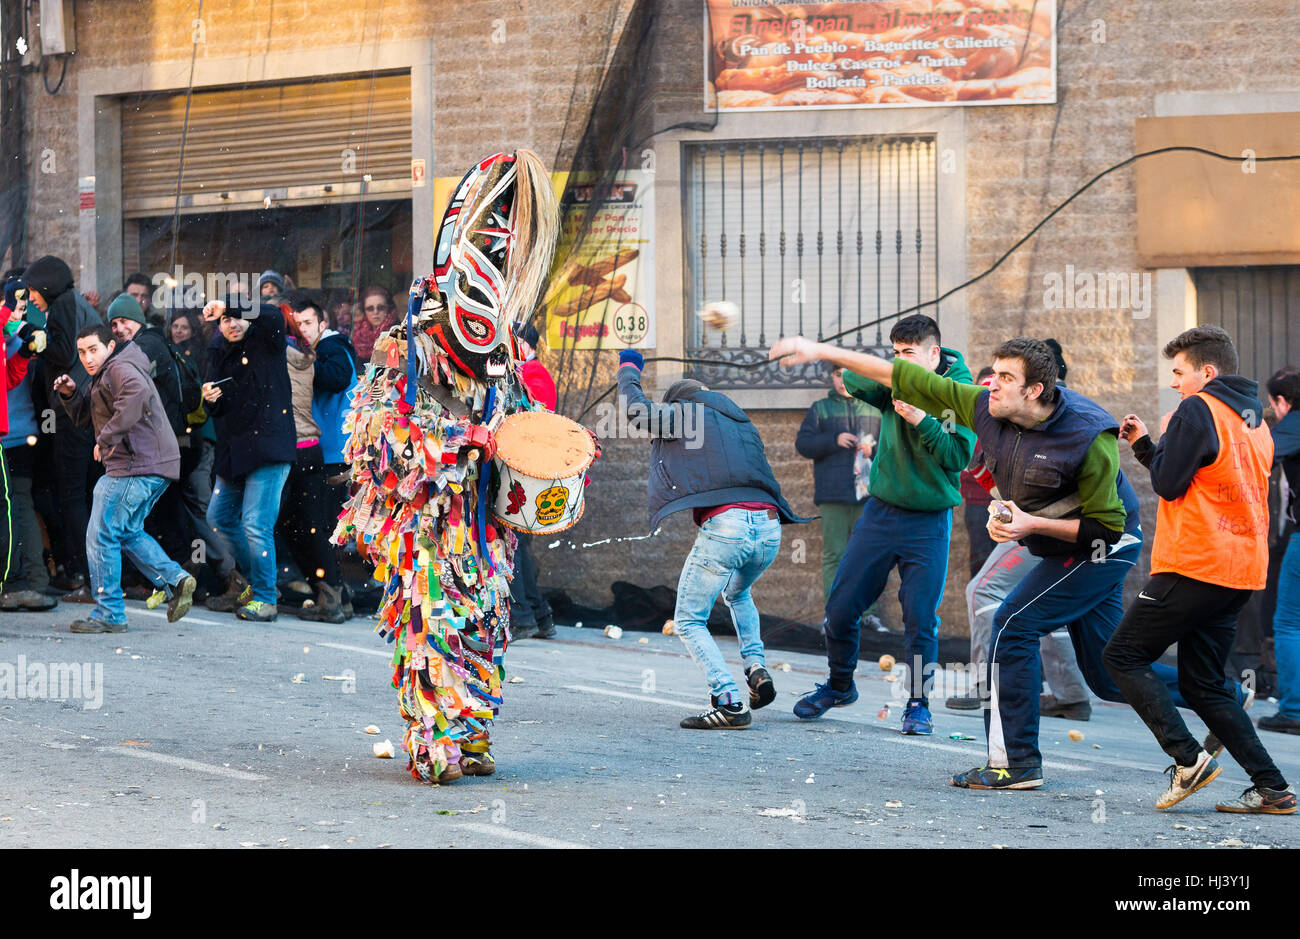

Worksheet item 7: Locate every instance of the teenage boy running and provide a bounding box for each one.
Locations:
[791,314,976,736]
[770,334,1246,789]
[1106,326,1295,814]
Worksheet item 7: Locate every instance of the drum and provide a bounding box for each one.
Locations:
[492,410,595,534]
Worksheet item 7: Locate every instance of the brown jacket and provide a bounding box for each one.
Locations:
[59,341,181,479]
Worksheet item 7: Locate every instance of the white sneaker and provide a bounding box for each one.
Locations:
[1156,749,1221,810]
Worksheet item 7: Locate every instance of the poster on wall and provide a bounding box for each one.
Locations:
[705,1,1056,111]
[542,170,655,351]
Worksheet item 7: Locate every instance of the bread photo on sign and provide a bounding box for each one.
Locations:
[547,247,639,318]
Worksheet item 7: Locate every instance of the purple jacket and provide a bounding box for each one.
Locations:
[59,341,181,480]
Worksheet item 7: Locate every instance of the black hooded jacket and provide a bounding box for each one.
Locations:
[24,255,102,391]
[1133,375,1266,500]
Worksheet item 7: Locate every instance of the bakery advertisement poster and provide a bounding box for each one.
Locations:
[543,170,655,352]
[706,1,1056,111]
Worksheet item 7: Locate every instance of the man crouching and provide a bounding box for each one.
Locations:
[617,348,809,729]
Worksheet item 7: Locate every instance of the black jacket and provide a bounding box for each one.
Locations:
[26,255,101,393]
[207,306,298,479]
[617,365,810,530]
[795,390,881,504]
[130,325,185,436]
[1271,410,1300,527]
[1133,375,1265,500]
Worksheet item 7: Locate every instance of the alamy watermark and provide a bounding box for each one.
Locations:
[148,268,271,308]
[591,397,705,449]
[0,656,103,710]
[1042,265,1152,320]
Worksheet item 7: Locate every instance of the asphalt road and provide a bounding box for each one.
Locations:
[1,601,1296,849]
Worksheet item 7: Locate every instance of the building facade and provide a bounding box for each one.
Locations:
[17,0,1300,635]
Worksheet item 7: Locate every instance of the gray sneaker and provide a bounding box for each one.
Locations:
[236,600,278,622]
[0,589,58,611]
[1214,785,1297,815]
[69,618,127,634]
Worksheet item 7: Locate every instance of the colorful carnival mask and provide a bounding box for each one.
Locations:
[419,151,557,383]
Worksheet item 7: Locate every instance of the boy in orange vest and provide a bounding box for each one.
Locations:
[1106,325,1295,815]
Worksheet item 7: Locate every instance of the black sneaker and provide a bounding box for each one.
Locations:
[511,621,538,641]
[1258,712,1300,736]
[745,665,776,709]
[681,701,752,730]
[951,764,1043,790]
[945,694,983,710]
[1204,685,1255,758]
[535,613,556,639]
[1040,694,1091,721]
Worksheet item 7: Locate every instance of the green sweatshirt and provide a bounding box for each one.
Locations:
[841,346,976,512]
[891,358,1126,532]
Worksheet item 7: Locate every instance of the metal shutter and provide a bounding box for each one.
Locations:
[121,72,411,218]
[1194,266,1300,384]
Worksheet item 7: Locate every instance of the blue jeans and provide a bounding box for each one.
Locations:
[674,509,782,705]
[824,498,952,703]
[207,463,291,604]
[1273,536,1300,720]
[87,474,186,625]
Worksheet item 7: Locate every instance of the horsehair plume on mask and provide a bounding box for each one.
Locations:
[505,149,560,330]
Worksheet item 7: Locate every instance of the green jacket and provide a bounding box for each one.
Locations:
[842,346,976,511]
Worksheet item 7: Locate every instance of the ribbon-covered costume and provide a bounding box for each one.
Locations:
[333,150,559,784]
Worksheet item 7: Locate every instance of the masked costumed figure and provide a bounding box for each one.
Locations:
[333,150,561,783]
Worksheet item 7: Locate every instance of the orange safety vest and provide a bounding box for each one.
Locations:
[1150,391,1274,590]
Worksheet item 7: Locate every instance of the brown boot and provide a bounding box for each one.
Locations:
[436,763,463,784]
[205,570,251,612]
[296,582,346,624]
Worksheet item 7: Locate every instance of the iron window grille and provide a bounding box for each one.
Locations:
[682,135,939,389]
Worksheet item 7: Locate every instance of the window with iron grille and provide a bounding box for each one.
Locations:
[682,135,939,389]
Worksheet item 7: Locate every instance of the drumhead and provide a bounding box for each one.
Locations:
[495,410,595,477]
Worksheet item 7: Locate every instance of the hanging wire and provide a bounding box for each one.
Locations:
[570,146,1300,425]
[164,0,205,327]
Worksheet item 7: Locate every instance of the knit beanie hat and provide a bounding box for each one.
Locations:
[107,292,147,326]
[3,276,23,310]
[258,270,287,295]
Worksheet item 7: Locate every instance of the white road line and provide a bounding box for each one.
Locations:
[318,641,391,658]
[129,607,227,627]
[451,821,586,849]
[99,746,267,781]
[563,684,700,709]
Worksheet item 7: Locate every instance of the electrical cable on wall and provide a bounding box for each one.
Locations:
[569,145,1300,424]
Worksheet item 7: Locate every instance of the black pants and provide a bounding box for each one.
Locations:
[964,500,997,579]
[52,415,97,579]
[144,442,200,564]
[278,444,340,588]
[1103,572,1287,790]
[508,532,551,627]
[0,447,11,588]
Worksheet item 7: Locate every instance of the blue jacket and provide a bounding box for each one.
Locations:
[3,334,37,448]
[617,365,810,530]
[795,390,881,504]
[309,330,359,465]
